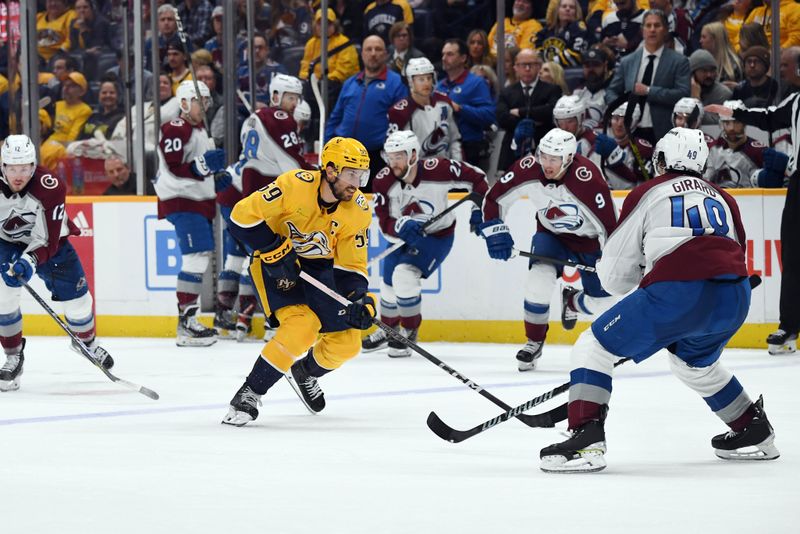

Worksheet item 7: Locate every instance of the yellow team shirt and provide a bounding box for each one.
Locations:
[299,33,360,82]
[231,169,372,279]
[170,71,193,96]
[745,0,800,49]
[488,17,543,55]
[37,9,77,61]
[49,100,93,144]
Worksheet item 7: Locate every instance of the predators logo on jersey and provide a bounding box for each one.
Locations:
[286,220,331,258]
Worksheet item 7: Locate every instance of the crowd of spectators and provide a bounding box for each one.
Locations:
[1,0,798,193]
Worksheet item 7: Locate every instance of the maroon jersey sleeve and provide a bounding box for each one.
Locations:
[563,154,617,236]
[259,107,313,170]
[159,118,198,179]
[387,98,414,133]
[371,166,399,237]
[27,168,69,264]
[743,139,766,168]
[482,154,541,221]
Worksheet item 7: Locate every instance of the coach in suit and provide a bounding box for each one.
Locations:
[605,9,690,144]
[496,49,562,171]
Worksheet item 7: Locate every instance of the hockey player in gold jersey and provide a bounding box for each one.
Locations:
[222,137,377,426]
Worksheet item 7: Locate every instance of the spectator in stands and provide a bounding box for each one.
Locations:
[648,0,693,54]
[503,46,520,88]
[196,64,225,147]
[488,0,542,56]
[540,61,570,96]
[237,33,288,106]
[605,9,690,144]
[738,22,769,55]
[437,38,496,166]
[144,4,179,72]
[299,8,359,94]
[328,0,365,43]
[780,47,800,100]
[269,1,313,52]
[573,46,614,131]
[110,74,181,155]
[235,0,272,35]
[69,0,114,56]
[40,72,92,170]
[176,0,215,49]
[41,53,79,112]
[106,49,154,103]
[471,64,499,100]
[534,0,589,68]
[718,0,756,53]
[601,0,646,58]
[745,0,800,49]
[733,45,779,108]
[387,21,425,79]
[78,77,125,140]
[364,0,415,45]
[37,0,76,64]
[103,154,139,196]
[699,21,743,91]
[192,49,214,72]
[496,48,561,171]
[326,35,408,187]
[689,49,733,124]
[165,38,192,95]
[466,29,494,69]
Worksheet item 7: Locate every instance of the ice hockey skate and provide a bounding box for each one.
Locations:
[388,327,417,358]
[561,286,580,330]
[766,329,797,355]
[71,338,115,370]
[712,395,780,460]
[540,419,607,473]
[176,305,217,347]
[213,308,238,340]
[286,357,326,414]
[362,328,389,352]
[221,384,263,426]
[235,304,260,343]
[0,339,25,392]
[516,340,543,371]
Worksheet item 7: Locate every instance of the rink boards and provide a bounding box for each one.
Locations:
[20,189,786,348]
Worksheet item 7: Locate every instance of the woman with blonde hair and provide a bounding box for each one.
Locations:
[717,0,757,53]
[699,21,743,90]
[534,0,588,67]
[467,29,495,68]
[540,60,569,95]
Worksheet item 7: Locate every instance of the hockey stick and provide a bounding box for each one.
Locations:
[427,358,630,443]
[368,191,482,268]
[625,93,651,181]
[512,249,597,273]
[20,280,159,400]
[174,10,210,134]
[427,274,765,443]
[310,72,325,165]
[298,270,544,427]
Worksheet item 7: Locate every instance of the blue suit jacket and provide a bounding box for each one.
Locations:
[605,47,690,141]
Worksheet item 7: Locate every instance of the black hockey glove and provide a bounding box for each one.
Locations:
[345,292,377,330]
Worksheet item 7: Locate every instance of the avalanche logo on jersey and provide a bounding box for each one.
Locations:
[540,202,584,231]
[421,123,450,157]
[286,221,331,258]
[1,209,37,239]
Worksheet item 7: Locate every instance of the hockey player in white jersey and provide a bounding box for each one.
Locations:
[553,95,598,159]
[155,80,229,347]
[0,135,114,391]
[671,96,704,130]
[363,131,486,356]
[387,57,462,161]
[540,127,779,473]
[479,128,617,371]
[705,100,789,188]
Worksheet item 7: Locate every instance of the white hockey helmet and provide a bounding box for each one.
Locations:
[719,99,746,122]
[652,127,709,176]
[406,57,436,85]
[269,74,303,107]
[1,135,37,183]
[672,97,704,129]
[611,101,641,131]
[294,99,312,122]
[553,95,586,122]
[176,80,211,114]
[537,127,577,174]
[383,130,421,180]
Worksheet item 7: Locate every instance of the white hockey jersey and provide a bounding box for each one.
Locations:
[704,136,765,188]
[572,86,607,131]
[483,153,617,252]
[598,171,748,296]
[387,92,463,161]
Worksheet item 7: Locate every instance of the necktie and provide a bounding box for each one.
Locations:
[524,85,532,99]
[641,54,656,86]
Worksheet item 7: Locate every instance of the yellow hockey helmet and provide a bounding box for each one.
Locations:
[321,137,370,187]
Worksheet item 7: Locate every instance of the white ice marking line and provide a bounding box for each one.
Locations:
[1,359,797,427]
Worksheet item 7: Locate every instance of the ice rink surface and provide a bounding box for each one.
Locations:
[2,336,797,534]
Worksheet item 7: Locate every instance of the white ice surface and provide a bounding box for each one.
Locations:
[2,337,798,534]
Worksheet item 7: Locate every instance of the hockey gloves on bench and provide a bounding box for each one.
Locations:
[395,216,426,247]
[1,253,36,288]
[345,292,377,330]
[259,236,300,291]
[191,148,226,177]
[757,148,789,188]
[479,219,514,261]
